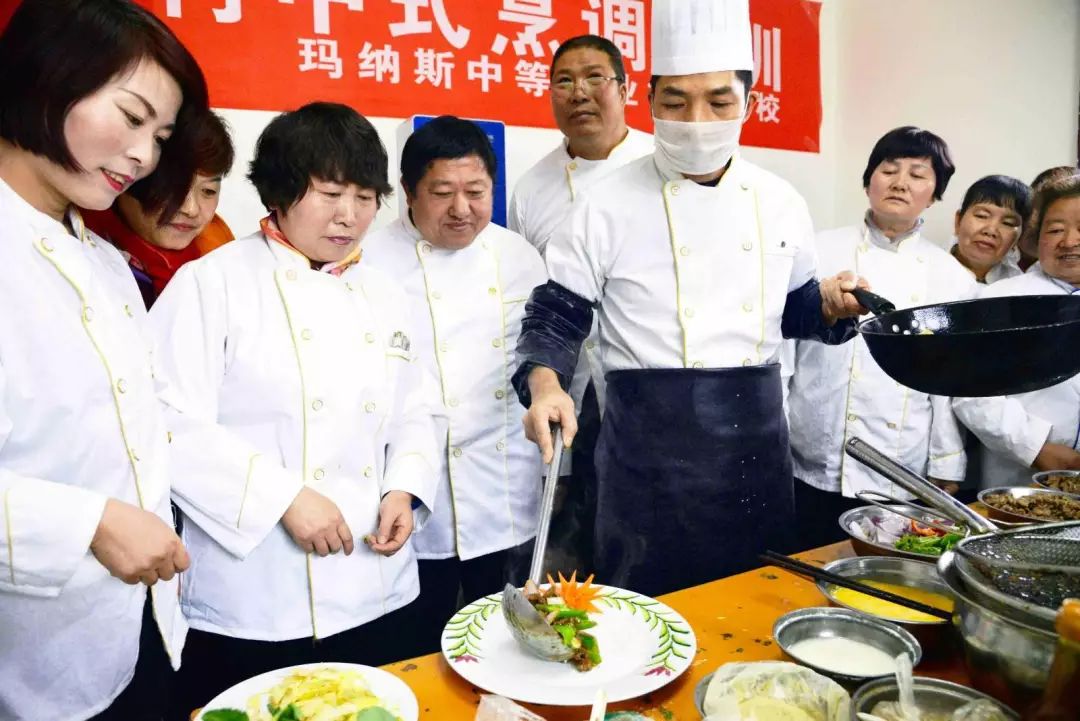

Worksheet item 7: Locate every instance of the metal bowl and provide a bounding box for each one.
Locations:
[1032,469,1080,496]
[851,676,1019,720]
[977,485,1080,524]
[772,607,921,686]
[838,505,962,562]
[692,672,713,718]
[817,556,955,656]
[937,550,1057,710]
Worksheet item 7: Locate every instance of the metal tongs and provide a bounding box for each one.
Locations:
[501,426,574,661]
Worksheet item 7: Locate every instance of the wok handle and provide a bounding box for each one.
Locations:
[852,288,897,316]
[528,426,564,584]
[845,437,998,534]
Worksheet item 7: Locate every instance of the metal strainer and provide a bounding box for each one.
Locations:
[954,522,1080,614]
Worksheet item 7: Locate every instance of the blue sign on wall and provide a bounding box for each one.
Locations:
[396,115,508,228]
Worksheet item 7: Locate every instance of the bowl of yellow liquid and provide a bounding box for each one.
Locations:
[816,556,957,656]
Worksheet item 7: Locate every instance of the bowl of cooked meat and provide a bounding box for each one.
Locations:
[977,485,1080,523]
[1032,470,1080,496]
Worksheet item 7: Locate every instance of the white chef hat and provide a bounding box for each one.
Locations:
[651,0,754,76]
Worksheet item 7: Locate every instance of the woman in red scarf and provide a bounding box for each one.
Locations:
[85,110,234,307]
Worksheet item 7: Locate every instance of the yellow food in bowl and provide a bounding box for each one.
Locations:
[828,581,953,623]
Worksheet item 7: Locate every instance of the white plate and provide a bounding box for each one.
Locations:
[196,662,419,720]
[441,585,696,706]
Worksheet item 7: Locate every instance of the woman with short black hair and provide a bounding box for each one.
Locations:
[949,175,1032,285]
[0,1,208,719]
[786,126,977,549]
[149,102,436,720]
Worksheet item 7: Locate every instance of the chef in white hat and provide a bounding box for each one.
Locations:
[512,0,868,595]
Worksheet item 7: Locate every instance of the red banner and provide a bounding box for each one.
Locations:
[119,1,818,152]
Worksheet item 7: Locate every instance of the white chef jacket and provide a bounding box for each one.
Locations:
[545,151,820,376]
[510,129,654,413]
[364,216,546,560]
[953,264,1080,489]
[786,223,976,498]
[149,233,437,642]
[0,178,186,721]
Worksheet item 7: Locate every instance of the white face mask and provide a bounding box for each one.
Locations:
[652,116,743,176]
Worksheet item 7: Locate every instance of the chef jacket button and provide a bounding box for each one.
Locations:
[742,302,753,312]
[917,256,925,263]
[496,440,506,452]
[365,332,375,343]
[363,466,373,478]
[116,378,127,394]
[858,244,869,253]
[364,401,376,413]
[312,399,324,411]
[911,295,920,303]
[313,468,325,481]
[346,281,356,291]
[431,290,442,300]
[421,243,432,254]
[41,238,54,252]
[301,328,313,340]
[887,421,899,430]
[679,246,690,257]
[585,340,596,350]
[452,447,463,458]
[742,358,752,366]
[167,431,172,444]
[440,341,450,352]
[852,369,860,379]
[742,242,753,251]
[495,389,506,400]
[286,269,298,281]
[669,184,680,196]
[683,307,694,318]
[123,304,134,317]
[488,287,498,296]
[740,182,750,191]
[692,361,704,369]
[568,162,578,171]
[847,413,857,422]
[491,338,503,348]
[448,398,459,408]
[83,305,94,322]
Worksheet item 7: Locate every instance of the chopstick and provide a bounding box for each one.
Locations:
[760,550,953,621]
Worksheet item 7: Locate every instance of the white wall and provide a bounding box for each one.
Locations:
[213,0,1079,248]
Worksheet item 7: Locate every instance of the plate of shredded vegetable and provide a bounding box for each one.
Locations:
[442,572,696,706]
[197,663,418,721]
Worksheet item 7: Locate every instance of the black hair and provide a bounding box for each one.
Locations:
[1020,173,1080,257]
[128,110,234,216]
[862,126,955,201]
[551,35,626,82]
[649,70,754,101]
[0,0,209,220]
[1031,165,1079,192]
[957,175,1033,221]
[399,115,497,197]
[248,102,392,212]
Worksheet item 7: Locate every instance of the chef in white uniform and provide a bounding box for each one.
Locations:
[954,174,1080,488]
[150,103,437,720]
[949,175,1030,285]
[0,2,208,719]
[365,115,545,654]
[786,127,975,550]
[514,0,867,597]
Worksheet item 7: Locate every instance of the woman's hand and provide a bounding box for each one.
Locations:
[820,271,870,325]
[281,486,354,556]
[91,498,189,585]
[366,491,414,556]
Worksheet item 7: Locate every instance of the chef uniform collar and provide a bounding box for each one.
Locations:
[864,209,923,252]
[651,0,754,77]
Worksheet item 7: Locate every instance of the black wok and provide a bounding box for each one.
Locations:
[850,289,1080,397]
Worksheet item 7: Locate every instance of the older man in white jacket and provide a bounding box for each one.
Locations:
[365,116,545,655]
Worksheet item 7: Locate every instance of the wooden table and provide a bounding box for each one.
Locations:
[378,542,970,720]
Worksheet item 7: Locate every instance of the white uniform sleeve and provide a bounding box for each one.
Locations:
[952,395,1053,468]
[0,361,108,597]
[543,197,607,305]
[927,394,967,481]
[379,304,439,529]
[149,263,304,559]
[508,189,525,238]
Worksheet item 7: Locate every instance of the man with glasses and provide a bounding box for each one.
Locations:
[509,36,651,574]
